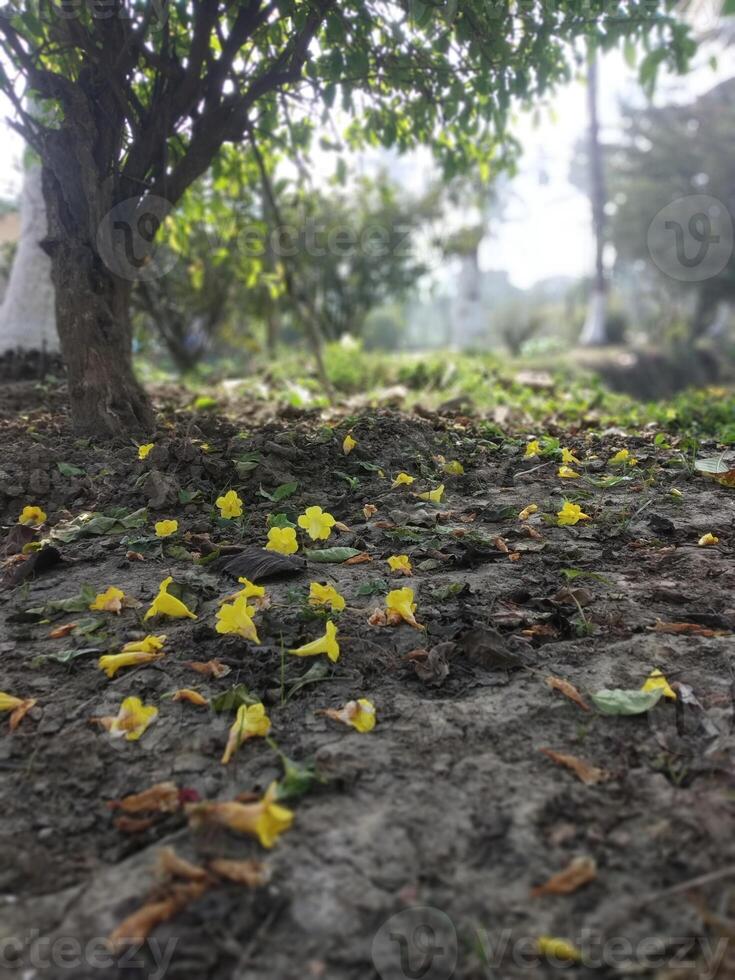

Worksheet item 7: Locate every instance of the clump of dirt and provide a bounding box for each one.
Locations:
[1,383,734,980]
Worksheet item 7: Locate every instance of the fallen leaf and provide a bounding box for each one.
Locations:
[9,698,37,731]
[545,676,590,712]
[591,688,664,715]
[219,547,306,581]
[652,621,728,637]
[184,659,231,678]
[531,856,597,897]
[539,747,609,785]
[343,552,372,565]
[48,623,77,639]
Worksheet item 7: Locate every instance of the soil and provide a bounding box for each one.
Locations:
[1,381,734,980]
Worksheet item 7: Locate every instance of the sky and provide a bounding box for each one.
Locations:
[0,14,728,292]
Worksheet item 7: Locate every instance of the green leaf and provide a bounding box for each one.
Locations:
[178,488,201,505]
[57,461,86,477]
[356,577,389,596]
[591,688,664,715]
[212,684,259,714]
[335,470,359,490]
[304,547,362,563]
[259,481,298,502]
[40,647,102,666]
[285,660,332,702]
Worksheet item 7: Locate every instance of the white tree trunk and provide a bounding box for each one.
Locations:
[580,286,608,345]
[0,163,58,353]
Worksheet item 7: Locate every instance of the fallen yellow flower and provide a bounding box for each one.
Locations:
[641,669,677,700]
[391,472,414,488]
[18,504,47,526]
[537,936,582,963]
[386,587,423,629]
[216,489,243,519]
[557,465,580,479]
[387,554,412,575]
[698,532,719,547]
[186,782,294,849]
[216,595,260,643]
[154,519,178,538]
[561,448,581,465]
[610,448,637,466]
[298,505,336,541]
[221,702,271,764]
[417,484,444,504]
[443,460,464,475]
[308,582,346,612]
[94,696,158,741]
[98,650,163,678]
[524,440,541,458]
[137,443,154,460]
[89,586,125,614]
[342,433,357,454]
[171,689,208,706]
[144,577,197,621]
[236,577,266,601]
[289,620,340,662]
[121,635,166,654]
[557,502,590,527]
[0,691,37,730]
[518,503,538,521]
[322,698,376,733]
[266,526,298,554]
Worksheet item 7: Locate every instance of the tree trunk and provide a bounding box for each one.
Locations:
[0,164,58,356]
[580,48,609,347]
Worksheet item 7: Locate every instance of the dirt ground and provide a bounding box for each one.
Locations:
[1,381,734,980]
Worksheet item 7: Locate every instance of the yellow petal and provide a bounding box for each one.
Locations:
[308,582,346,612]
[391,472,414,488]
[154,519,178,538]
[19,505,47,526]
[171,689,208,706]
[416,484,444,503]
[698,532,719,547]
[557,466,580,479]
[289,620,340,662]
[518,503,538,521]
[641,669,677,700]
[89,586,125,614]
[144,578,197,621]
[98,651,162,678]
[342,434,357,454]
[537,937,582,963]
[265,526,298,554]
[221,703,271,764]
[137,443,154,460]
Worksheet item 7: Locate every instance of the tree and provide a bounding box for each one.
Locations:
[0,1,692,435]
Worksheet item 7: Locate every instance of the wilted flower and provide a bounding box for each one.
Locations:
[0,691,37,730]
[698,532,719,547]
[171,689,208,706]
[186,782,294,849]
[216,489,243,519]
[298,505,336,541]
[386,587,423,629]
[417,484,444,503]
[342,433,357,455]
[391,472,414,488]
[561,448,581,465]
[221,703,271,764]
[137,443,154,460]
[144,577,197,620]
[289,620,340,662]
[308,582,346,612]
[518,503,538,521]
[216,596,260,643]
[387,554,412,575]
[154,519,178,538]
[641,669,676,700]
[18,505,47,526]
[121,635,166,654]
[524,440,541,458]
[98,650,163,678]
[322,698,376,733]
[94,696,158,741]
[557,465,580,479]
[610,448,637,466]
[89,586,125,614]
[556,502,590,527]
[443,460,464,475]
[265,526,298,554]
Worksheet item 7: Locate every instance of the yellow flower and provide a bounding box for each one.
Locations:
[537,937,582,963]
[561,448,581,465]
[216,595,260,643]
[518,503,538,521]
[386,587,423,629]
[308,582,346,612]
[610,448,637,466]
[171,689,208,706]
[524,440,541,458]
[443,460,464,475]
[417,484,444,503]
[698,532,719,547]
[0,692,26,712]
[266,526,298,554]
[186,782,294,849]
[298,505,336,541]
[18,505,47,526]
[137,443,154,460]
[391,472,415,488]
[289,620,340,663]
[387,554,412,575]
[641,669,677,700]
[323,698,377,733]
[154,519,178,538]
[96,696,158,741]
[121,634,166,654]
[143,577,197,621]
[0,691,36,729]
[98,650,163,678]
[342,433,357,454]
[557,465,580,479]
[556,502,590,527]
[221,702,271,764]
[234,577,266,604]
[89,586,125,614]
[216,489,243,519]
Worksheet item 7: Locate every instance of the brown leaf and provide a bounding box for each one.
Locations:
[652,621,727,637]
[208,858,269,887]
[539,748,609,785]
[49,623,77,639]
[531,856,598,897]
[107,782,181,814]
[545,676,590,712]
[184,659,231,678]
[344,552,372,565]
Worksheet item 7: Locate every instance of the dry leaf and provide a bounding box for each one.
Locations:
[208,858,269,887]
[652,621,727,637]
[107,781,181,814]
[157,847,209,882]
[545,676,590,712]
[531,856,597,897]
[539,747,609,785]
[184,659,231,678]
[344,552,372,565]
[48,623,77,639]
[9,698,37,731]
